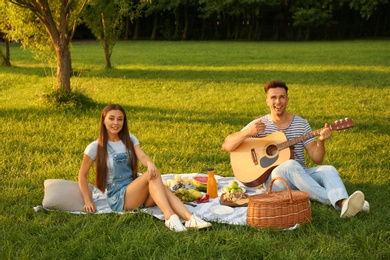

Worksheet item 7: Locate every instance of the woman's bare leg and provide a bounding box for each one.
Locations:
[123,174,152,209]
[163,187,192,220]
[123,173,191,220]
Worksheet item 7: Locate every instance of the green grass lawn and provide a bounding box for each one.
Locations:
[1,40,389,259]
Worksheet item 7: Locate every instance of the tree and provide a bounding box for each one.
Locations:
[291,1,333,40]
[82,0,146,69]
[82,0,122,69]
[0,1,12,66]
[144,0,181,40]
[6,0,88,93]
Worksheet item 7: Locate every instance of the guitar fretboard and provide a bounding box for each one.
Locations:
[277,129,322,150]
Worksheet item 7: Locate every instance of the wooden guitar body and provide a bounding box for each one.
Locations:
[230,131,292,187]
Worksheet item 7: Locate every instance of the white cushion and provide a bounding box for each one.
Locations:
[42,179,93,212]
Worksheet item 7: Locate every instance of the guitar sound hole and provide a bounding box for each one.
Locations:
[266,145,278,156]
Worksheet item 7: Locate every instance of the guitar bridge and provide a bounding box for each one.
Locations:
[251,148,258,165]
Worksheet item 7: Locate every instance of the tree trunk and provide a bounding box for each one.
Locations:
[100,12,112,68]
[305,28,310,40]
[0,49,4,66]
[247,16,253,40]
[254,16,262,40]
[0,38,11,67]
[234,16,239,40]
[174,8,180,40]
[124,17,130,40]
[182,6,189,40]
[133,19,139,40]
[150,12,158,40]
[5,39,11,66]
[102,40,112,69]
[54,10,72,93]
[201,19,206,40]
[40,4,73,93]
[226,17,231,40]
[55,43,72,93]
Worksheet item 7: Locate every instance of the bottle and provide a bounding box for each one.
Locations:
[207,168,218,198]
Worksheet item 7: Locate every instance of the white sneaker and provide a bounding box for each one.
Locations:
[185,214,212,230]
[165,214,187,232]
[340,191,365,218]
[361,200,370,213]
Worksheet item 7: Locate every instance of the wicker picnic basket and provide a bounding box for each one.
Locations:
[246,177,312,229]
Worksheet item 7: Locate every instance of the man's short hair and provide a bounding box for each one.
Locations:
[264,80,288,94]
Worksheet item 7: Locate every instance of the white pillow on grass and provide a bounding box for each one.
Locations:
[42,179,94,212]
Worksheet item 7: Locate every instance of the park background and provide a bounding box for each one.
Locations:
[1,0,390,259]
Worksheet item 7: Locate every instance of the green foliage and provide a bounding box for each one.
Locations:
[82,0,124,44]
[292,7,332,27]
[1,41,389,259]
[39,89,97,110]
[116,0,148,22]
[4,2,55,62]
[345,0,389,19]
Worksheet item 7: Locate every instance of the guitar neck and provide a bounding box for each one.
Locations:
[276,118,354,150]
[277,128,322,150]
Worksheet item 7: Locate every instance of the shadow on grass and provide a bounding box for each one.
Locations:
[2,65,388,88]
[38,90,98,110]
[1,98,388,134]
[0,101,250,128]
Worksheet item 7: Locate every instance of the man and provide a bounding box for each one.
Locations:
[222,80,368,217]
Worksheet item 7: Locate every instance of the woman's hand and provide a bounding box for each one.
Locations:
[134,145,161,180]
[83,201,97,213]
[146,162,160,180]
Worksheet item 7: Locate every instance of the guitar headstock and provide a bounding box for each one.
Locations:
[330,118,354,131]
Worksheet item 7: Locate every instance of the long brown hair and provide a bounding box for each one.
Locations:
[95,104,138,192]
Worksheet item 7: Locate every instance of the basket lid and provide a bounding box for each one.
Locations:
[248,177,309,204]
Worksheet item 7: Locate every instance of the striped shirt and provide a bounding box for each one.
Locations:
[242,114,315,168]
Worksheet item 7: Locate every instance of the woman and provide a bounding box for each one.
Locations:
[78,104,211,231]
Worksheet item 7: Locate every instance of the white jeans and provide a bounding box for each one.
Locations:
[265,160,349,210]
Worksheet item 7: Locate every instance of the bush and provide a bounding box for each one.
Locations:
[39,89,97,109]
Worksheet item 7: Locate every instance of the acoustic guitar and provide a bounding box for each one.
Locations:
[230,118,354,187]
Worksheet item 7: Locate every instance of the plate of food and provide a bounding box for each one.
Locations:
[210,205,234,215]
[220,192,249,207]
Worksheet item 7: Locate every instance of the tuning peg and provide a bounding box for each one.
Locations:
[334,120,338,124]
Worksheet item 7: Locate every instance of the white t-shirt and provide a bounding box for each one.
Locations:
[84,134,139,183]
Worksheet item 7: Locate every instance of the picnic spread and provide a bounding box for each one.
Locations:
[35,173,311,229]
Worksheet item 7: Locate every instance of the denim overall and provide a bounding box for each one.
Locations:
[106,144,134,212]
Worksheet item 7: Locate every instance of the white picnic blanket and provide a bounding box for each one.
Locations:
[145,173,266,225]
[34,173,266,225]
